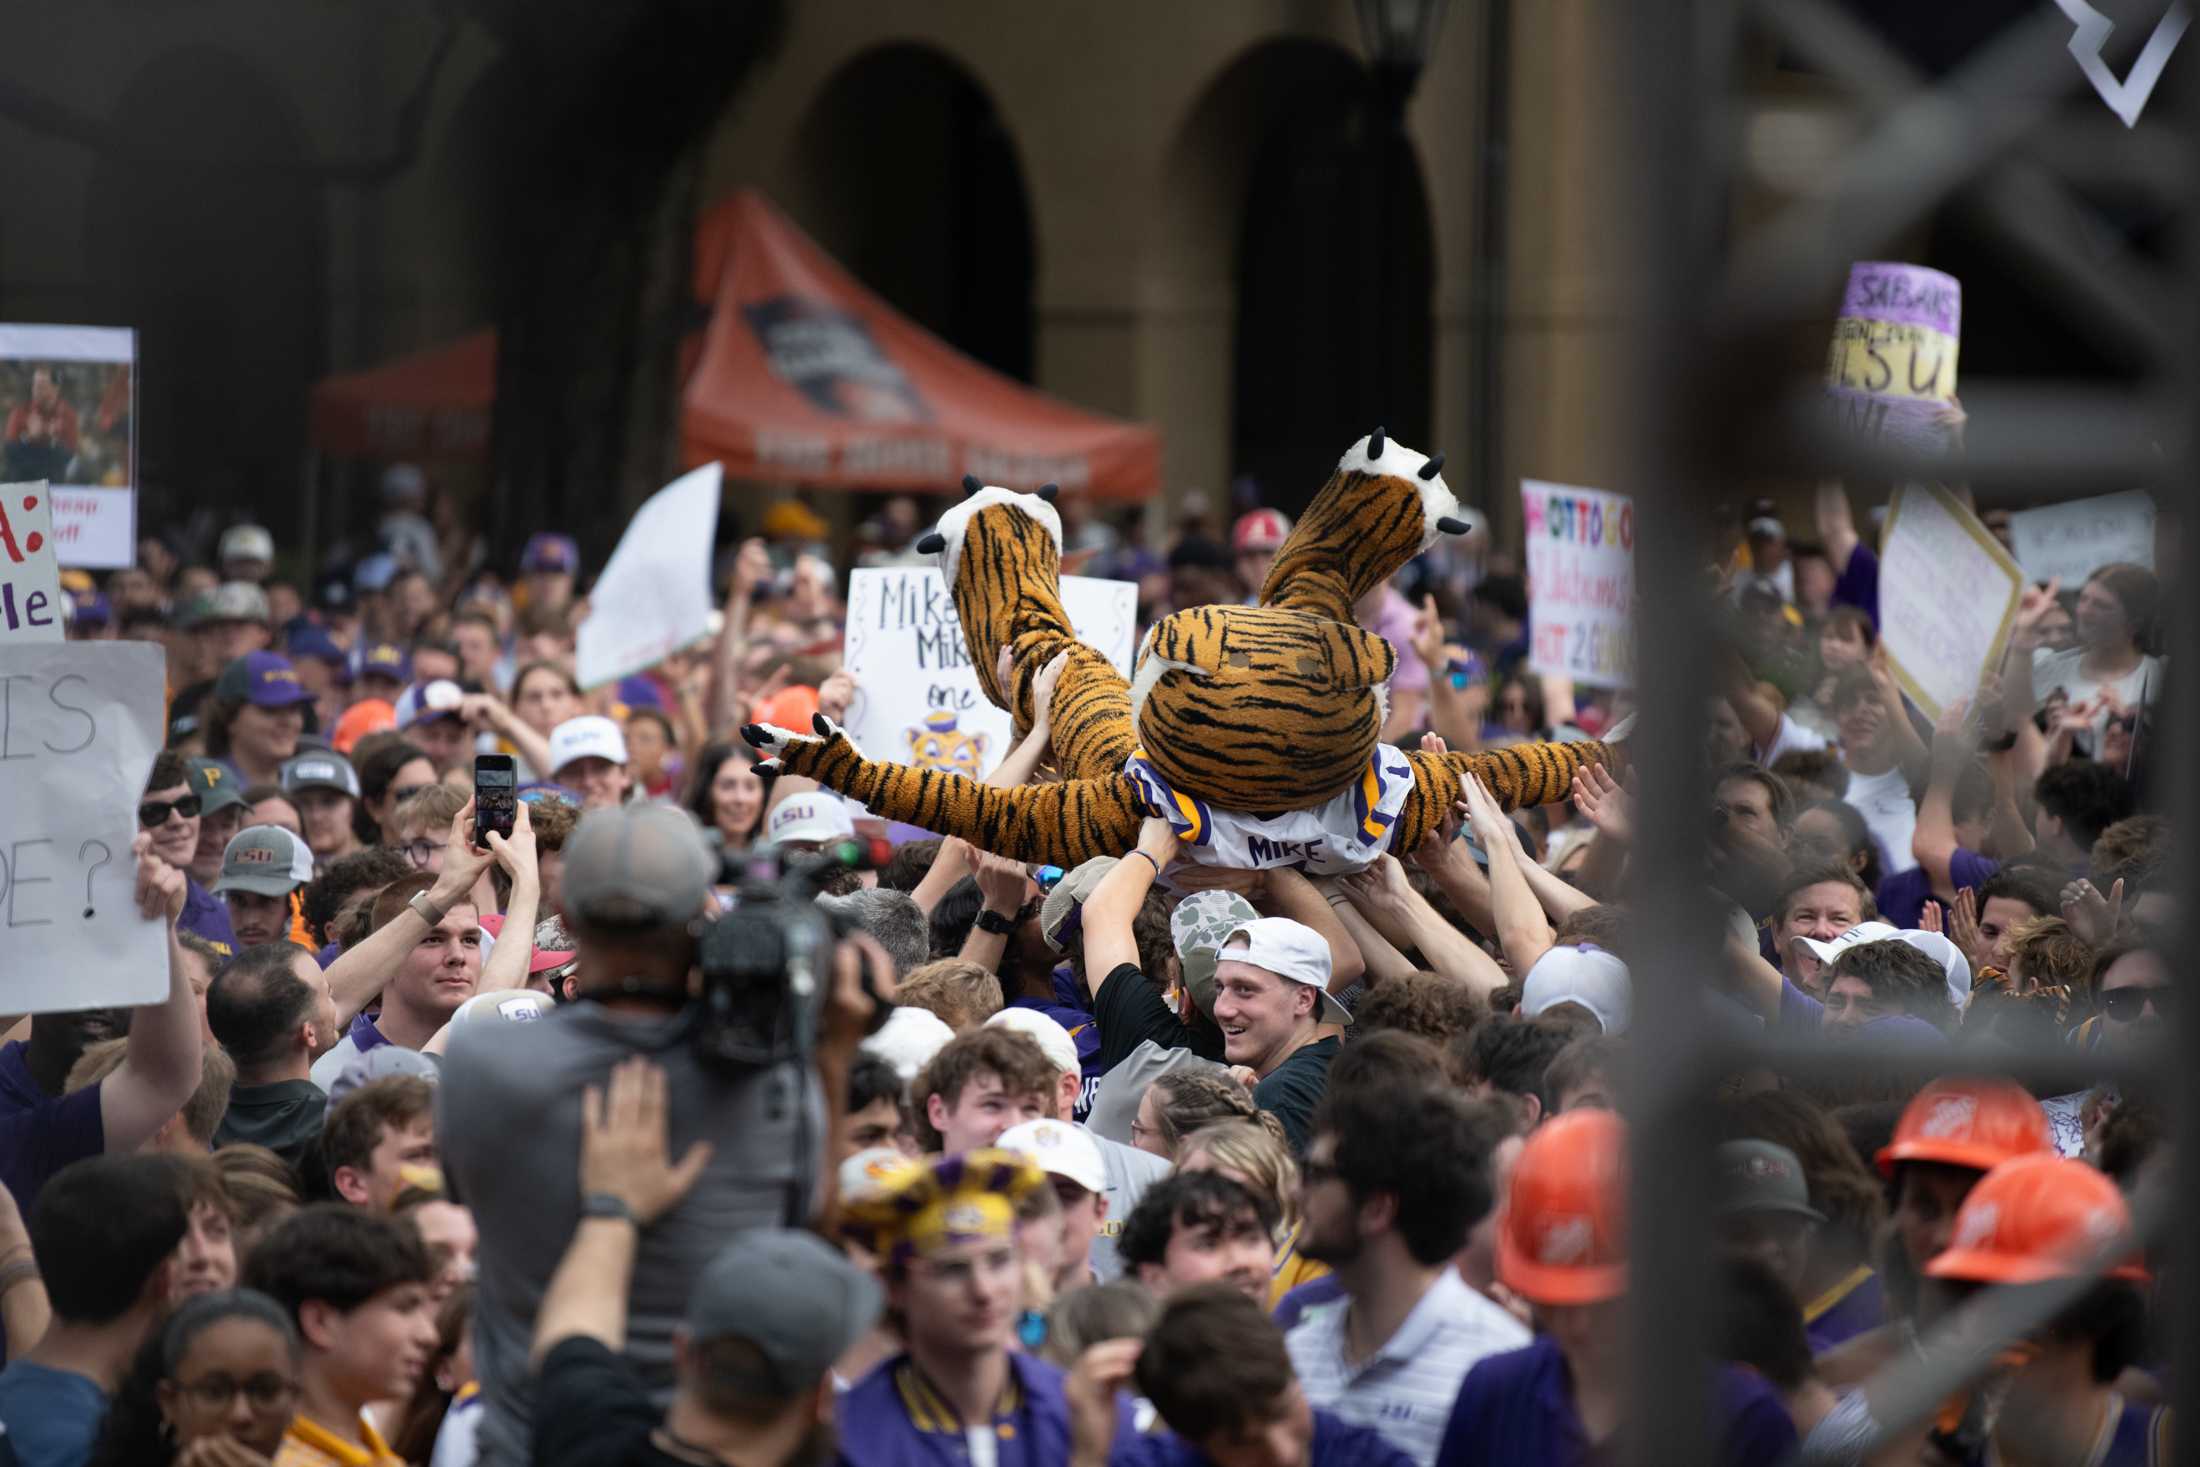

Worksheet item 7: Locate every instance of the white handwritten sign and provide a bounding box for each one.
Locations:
[2005,489,2155,589]
[0,325,137,569]
[0,482,61,644]
[1878,484,2024,722]
[841,567,1137,781]
[575,463,723,690]
[1522,480,1635,688]
[0,641,169,1013]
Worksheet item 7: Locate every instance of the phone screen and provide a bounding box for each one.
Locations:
[475,757,518,844]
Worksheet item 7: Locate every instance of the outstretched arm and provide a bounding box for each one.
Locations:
[1394,737,1624,852]
[746,716,1146,866]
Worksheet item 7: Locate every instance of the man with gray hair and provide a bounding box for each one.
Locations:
[819,887,929,978]
[438,804,830,1467]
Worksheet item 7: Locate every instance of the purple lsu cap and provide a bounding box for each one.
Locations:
[214,651,315,709]
[521,533,579,575]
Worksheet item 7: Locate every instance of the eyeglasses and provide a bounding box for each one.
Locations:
[402,839,440,869]
[138,794,202,827]
[388,784,435,806]
[2102,986,2172,1023]
[176,1373,300,1412]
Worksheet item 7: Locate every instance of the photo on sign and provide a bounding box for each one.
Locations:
[0,359,131,490]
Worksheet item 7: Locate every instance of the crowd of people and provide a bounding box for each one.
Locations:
[0,451,2174,1467]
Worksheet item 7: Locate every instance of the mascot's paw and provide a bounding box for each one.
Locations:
[914,477,1064,586]
[739,721,821,784]
[1337,427,1483,549]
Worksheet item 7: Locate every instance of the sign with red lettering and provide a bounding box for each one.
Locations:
[1522,480,1635,689]
[0,641,169,1012]
[0,482,61,645]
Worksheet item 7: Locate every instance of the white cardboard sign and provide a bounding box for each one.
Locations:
[0,641,169,1013]
[2005,489,2155,589]
[1877,484,2024,721]
[575,463,723,690]
[1522,480,1636,688]
[841,567,1137,781]
[0,482,62,644]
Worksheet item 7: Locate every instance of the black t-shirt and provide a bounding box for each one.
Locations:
[1091,963,1225,1073]
[531,1337,688,1467]
[1251,1036,1340,1156]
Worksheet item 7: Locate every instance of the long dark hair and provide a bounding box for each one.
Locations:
[685,740,763,846]
[389,1284,474,1464]
[86,1289,299,1467]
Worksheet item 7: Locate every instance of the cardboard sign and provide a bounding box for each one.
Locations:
[0,326,137,569]
[1878,484,2024,721]
[575,463,724,690]
[0,482,61,644]
[1824,263,1961,458]
[0,641,169,1013]
[1522,480,1635,688]
[841,567,1137,780]
[2005,489,2156,588]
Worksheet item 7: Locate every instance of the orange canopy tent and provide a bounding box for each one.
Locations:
[307,191,1161,499]
[308,330,495,462]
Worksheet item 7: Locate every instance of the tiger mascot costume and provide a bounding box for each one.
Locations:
[743,431,1626,869]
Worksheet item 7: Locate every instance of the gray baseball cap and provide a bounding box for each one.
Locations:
[1039,856,1119,953]
[281,751,361,799]
[561,804,715,930]
[211,825,314,897]
[330,1046,441,1103]
[1715,1140,1826,1221]
[686,1229,882,1395]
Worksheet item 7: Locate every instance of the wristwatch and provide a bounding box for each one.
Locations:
[408,890,449,928]
[974,908,1018,935]
[581,1193,636,1225]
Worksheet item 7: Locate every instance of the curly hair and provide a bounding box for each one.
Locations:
[1713,1089,1886,1250]
[2089,813,2168,891]
[2003,915,2094,1000]
[1351,972,1485,1048]
[910,1028,1061,1152]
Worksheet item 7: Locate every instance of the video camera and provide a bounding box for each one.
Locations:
[693,836,896,1072]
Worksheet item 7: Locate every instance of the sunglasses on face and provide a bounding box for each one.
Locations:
[138,794,202,827]
[388,784,435,806]
[2102,985,2172,1022]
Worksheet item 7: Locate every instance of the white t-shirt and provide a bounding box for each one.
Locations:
[2031,647,2164,753]
[1844,764,1918,876]
[1754,711,1828,769]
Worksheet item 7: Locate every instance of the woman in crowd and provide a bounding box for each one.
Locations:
[686,741,768,854]
[1130,1071,1258,1163]
[1792,798,1886,899]
[86,1290,301,1467]
[389,1285,476,1467]
[1174,1117,1322,1309]
[353,739,438,848]
[2013,563,2164,757]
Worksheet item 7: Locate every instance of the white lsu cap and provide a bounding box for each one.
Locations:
[767,793,856,846]
[997,1118,1107,1195]
[1222,917,1351,1027]
[549,715,629,775]
[1521,944,1633,1035]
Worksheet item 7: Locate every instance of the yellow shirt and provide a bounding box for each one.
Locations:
[1267,1223,1331,1310]
[273,1413,403,1467]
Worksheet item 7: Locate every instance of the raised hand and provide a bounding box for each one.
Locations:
[132,831,186,923]
[1571,764,1635,843]
[1029,650,1071,737]
[578,1057,713,1227]
[2060,876,2124,947]
[817,669,858,723]
[1409,595,1446,670]
[1948,885,1985,969]
[2011,577,2063,650]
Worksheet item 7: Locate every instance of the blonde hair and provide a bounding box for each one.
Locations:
[1178,1118,1300,1236]
[895,959,1006,1033]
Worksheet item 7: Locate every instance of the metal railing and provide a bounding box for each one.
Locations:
[1606,1,2198,1462]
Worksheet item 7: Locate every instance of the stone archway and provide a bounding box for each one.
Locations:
[785,43,1036,383]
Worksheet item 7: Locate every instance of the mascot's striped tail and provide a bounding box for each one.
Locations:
[743,715,1147,867]
[1394,737,1631,852]
[915,479,1137,784]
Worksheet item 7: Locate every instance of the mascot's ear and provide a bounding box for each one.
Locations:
[1305,617,1399,692]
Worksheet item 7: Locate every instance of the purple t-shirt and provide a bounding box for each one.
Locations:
[177,876,237,957]
[1804,1269,1886,1353]
[1874,848,2000,930]
[1366,587,1431,694]
[1779,978,1825,1034]
[1434,1337,1797,1467]
[1833,541,1879,626]
[0,1041,104,1212]
[1136,1409,1415,1466]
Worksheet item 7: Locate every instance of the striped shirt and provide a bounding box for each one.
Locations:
[1286,1268,1531,1467]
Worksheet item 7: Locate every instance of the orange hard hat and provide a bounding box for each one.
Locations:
[1876,1077,2053,1178]
[1925,1153,2146,1285]
[331,698,397,755]
[1495,1110,1627,1306]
